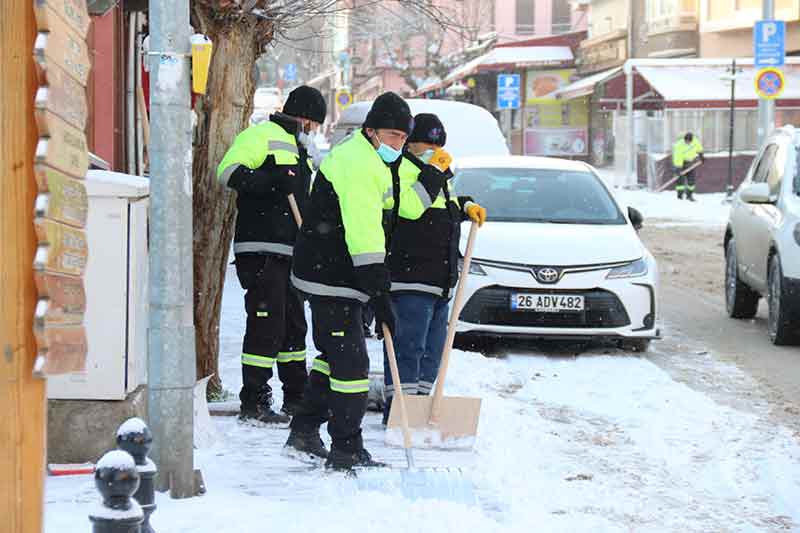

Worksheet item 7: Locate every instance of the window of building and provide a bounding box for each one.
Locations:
[552,0,572,34]
[516,0,536,35]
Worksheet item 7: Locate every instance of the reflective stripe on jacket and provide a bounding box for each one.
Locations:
[216,115,311,255]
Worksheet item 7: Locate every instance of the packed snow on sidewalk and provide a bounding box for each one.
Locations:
[596,168,731,227]
[45,268,800,532]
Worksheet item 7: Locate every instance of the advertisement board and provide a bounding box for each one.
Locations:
[524,127,588,156]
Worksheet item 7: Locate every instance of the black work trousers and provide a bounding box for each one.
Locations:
[235,253,308,409]
[290,297,370,453]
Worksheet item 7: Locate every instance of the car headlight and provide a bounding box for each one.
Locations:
[458,259,487,276]
[606,258,648,279]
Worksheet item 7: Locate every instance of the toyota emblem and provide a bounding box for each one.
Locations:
[536,267,560,284]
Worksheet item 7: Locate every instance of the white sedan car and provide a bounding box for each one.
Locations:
[452,156,660,352]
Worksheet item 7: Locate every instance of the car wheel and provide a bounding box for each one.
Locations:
[620,338,651,352]
[767,254,800,345]
[725,239,759,319]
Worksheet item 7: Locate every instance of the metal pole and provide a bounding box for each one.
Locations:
[757,0,776,145]
[625,63,635,188]
[727,59,736,200]
[148,0,196,498]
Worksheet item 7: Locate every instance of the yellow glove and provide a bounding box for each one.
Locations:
[465,203,487,227]
[430,147,453,172]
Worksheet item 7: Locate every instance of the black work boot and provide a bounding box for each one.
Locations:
[677,190,684,200]
[284,427,328,460]
[280,395,304,416]
[239,403,290,425]
[687,191,696,202]
[325,446,387,471]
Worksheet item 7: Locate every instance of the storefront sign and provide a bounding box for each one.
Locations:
[526,69,576,104]
[525,127,589,156]
[578,35,627,74]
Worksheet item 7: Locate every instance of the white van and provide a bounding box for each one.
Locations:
[330,99,509,159]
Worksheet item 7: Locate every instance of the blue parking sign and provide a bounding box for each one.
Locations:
[754,20,785,68]
[497,74,520,110]
[284,63,297,82]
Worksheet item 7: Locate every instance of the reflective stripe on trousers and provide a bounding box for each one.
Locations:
[242,353,276,368]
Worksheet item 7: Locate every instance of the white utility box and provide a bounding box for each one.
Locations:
[47,171,149,400]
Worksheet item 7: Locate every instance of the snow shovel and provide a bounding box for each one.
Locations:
[355,323,476,505]
[655,159,704,193]
[288,193,303,227]
[386,222,482,444]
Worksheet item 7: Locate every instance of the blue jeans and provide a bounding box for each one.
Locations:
[383,293,449,423]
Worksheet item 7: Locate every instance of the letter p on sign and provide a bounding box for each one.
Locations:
[762,22,777,43]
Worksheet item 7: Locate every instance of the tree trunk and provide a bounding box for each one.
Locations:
[190,7,272,397]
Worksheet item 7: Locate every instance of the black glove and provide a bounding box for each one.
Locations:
[371,293,397,339]
[417,165,448,203]
[698,153,705,163]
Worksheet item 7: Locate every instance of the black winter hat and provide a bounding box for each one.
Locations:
[363,92,414,134]
[283,85,327,124]
[407,113,446,147]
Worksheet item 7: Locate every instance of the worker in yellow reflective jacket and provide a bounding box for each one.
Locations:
[217,86,326,425]
[672,132,704,201]
[284,93,450,470]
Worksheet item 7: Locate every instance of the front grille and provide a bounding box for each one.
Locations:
[460,286,630,328]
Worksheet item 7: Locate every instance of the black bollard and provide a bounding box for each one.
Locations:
[117,417,157,533]
[89,450,144,533]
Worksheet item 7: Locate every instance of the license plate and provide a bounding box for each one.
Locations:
[510,293,585,313]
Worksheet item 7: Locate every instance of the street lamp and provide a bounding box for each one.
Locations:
[720,59,743,202]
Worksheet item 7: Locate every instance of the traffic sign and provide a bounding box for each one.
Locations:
[35,64,88,131]
[497,73,520,110]
[754,20,785,68]
[284,63,296,82]
[35,111,89,179]
[754,67,785,100]
[335,89,352,109]
[33,9,90,86]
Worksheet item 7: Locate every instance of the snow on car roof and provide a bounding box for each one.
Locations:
[455,155,592,173]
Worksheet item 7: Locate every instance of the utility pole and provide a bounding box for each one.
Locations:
[758,0,776,145]
[148,0,197,498]
[0,2,45,531]
[723,59,742,201]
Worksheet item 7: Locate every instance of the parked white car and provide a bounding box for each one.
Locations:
[724,125,800,345]
[452,156,660,352]
[330,99,509,158]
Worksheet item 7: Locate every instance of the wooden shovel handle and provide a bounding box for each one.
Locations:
[288,193,302,228]
[383,324,414,457]
[430,221,479,425]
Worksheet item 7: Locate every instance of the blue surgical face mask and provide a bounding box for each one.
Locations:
[419,149,435,164]
[375,134,402,163]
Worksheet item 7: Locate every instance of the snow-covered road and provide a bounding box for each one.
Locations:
[46,257,800,532]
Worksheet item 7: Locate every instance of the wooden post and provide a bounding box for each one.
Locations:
[0,1,46,532]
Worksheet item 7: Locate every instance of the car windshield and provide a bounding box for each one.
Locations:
[453,167,626,224]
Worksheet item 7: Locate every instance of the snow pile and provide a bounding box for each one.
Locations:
[614,188,731,226]
[96,450,135,471]
[116,417,148,438]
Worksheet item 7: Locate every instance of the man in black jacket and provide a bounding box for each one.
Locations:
[217,86,326,424]
[383,114,486,424]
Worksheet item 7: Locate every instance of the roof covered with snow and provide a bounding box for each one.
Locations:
[636,65,800,104]
[554,67,622,100]
[417,46,574,95]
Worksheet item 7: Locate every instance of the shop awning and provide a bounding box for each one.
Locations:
[415,46,574,95]
[553,67,622,100]
[635,65,800,107]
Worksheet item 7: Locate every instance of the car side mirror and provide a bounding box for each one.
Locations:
[628,207,644,231]
[740,182,772,204]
